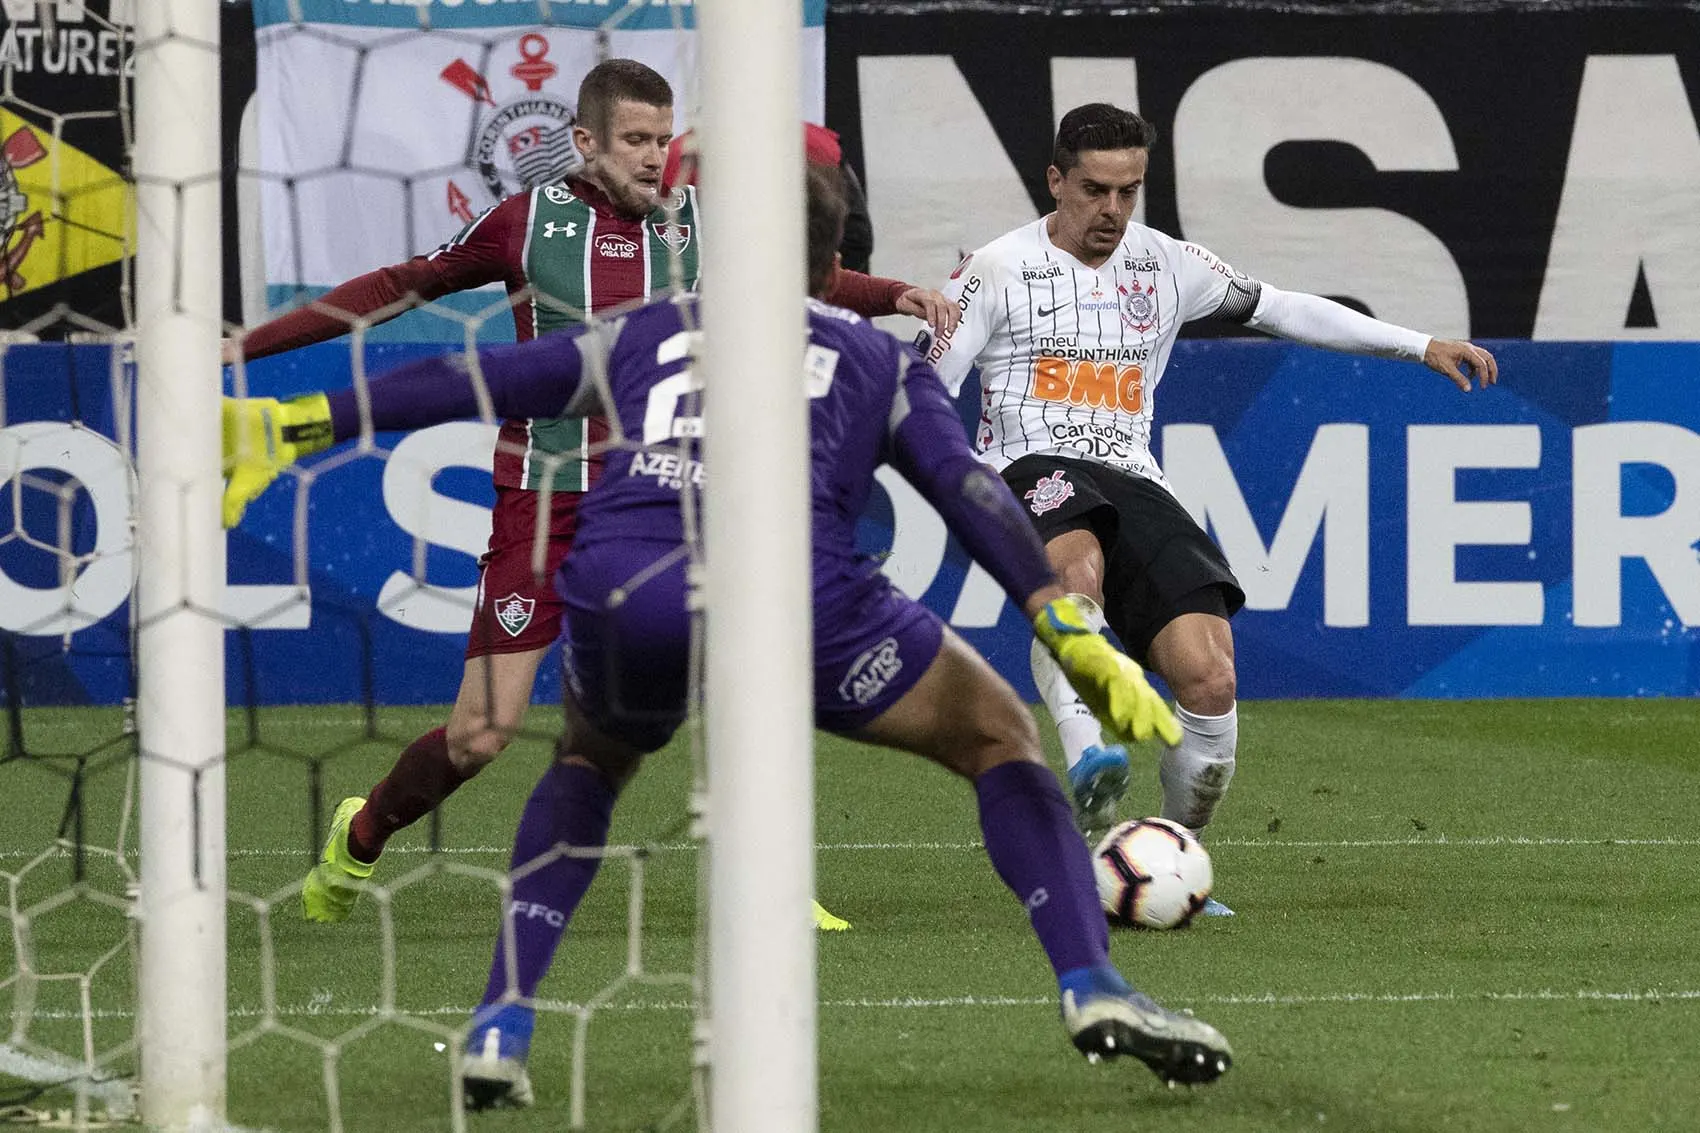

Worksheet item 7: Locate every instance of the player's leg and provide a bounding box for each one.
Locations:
[463,694,649,1110]
[462,540,688,1109]
[1099,474,1243,914]
[841,617,1230,1083]
[303,489,574,923]
[1143,604,1240,913]
[999,456,1130,825]
[302,647,549,925]
[1037,530,1131,827]
[1146,604,1238,831]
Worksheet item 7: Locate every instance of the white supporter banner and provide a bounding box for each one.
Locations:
[251,0,825,314]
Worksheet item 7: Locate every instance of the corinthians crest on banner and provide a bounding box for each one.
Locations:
[251,0,828,341]
[439,33,584,225]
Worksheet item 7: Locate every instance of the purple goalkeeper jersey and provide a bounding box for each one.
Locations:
[333,293,1056,608]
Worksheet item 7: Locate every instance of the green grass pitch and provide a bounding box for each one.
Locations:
[3,699,1698,1131]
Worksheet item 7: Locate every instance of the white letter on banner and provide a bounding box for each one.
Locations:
[1572,422,1700,628]
[1535,56,1700,340]
[0,422,134,635]
[859,56,1037,299]
[1406,425,1543,626]
[1162,423,1369,627]
[1174,58,1468,338]
[377,422,499,634]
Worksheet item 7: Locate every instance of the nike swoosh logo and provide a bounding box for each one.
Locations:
[1036,302,1071,318]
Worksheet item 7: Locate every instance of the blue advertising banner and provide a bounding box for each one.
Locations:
[3,339,1698,706]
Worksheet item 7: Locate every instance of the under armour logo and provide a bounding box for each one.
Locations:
[543,221,577,239]
[1025,887,1050,912]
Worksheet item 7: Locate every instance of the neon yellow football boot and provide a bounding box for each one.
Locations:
[302,796,375,924]
[812,899,851,932]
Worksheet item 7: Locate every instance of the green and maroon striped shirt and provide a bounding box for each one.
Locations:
[434,177,702,490]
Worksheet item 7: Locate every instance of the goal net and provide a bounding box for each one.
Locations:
[1,1,821,1129]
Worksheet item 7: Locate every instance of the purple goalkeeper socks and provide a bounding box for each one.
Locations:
[480,760,617,1009]
[974,760,1110,980]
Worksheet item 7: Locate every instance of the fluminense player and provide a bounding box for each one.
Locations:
[923,104,1498,906]
[221,165,1232,1109]
[226,59,954,933]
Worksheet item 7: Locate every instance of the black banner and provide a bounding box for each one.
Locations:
[826,6,1700,338]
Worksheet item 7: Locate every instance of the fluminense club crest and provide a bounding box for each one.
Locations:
[494,592,537,637]
[651,221,691,253]
[1024,471,1075,516]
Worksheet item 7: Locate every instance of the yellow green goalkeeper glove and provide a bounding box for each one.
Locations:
[221,393,334,528]
[1032,596,1182,747]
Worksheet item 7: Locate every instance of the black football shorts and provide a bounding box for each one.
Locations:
[1000,453,1244,665]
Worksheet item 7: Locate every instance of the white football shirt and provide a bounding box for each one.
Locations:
[925,217,1262,491]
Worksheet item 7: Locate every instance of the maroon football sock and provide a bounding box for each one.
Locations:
[347,728,477,863]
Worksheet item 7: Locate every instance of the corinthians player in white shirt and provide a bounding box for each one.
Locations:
[924,104,1497,914]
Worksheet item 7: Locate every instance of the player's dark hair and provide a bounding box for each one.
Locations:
[576,58,673,139]
[1051,104,1157,175]
[807,163,848,297]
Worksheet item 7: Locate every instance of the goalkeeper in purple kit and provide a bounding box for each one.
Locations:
[222,166,1231,1107]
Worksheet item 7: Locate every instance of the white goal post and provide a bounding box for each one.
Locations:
[134,0,228,1128]
[698,0,817,1130]
[119,0,815,1127]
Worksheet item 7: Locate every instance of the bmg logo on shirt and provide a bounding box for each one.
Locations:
[839,637,904,706]
[1030,356,1144,414]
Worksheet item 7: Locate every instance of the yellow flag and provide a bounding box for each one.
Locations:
[1,109,132,303]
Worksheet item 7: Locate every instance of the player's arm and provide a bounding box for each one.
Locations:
[227,196,525,362]
[883,349,1178,745]
[913,254,999,397]
[825,268,958,336]
[1245,286,1498,391]
[221,328,601,526]
[1176,241,1497,391]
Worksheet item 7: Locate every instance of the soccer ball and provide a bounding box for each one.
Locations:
[1093,817,1213,930]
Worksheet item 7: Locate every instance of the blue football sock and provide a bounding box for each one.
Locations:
[480,760,616,1009]
[974,760,1111,981]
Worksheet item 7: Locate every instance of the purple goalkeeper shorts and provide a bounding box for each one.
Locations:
[558,542,944,751]
[811,558,944,735]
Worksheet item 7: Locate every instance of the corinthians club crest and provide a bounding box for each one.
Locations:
[1024,471,1075,516]
[441,33,582,222]
[1119,280,1157,333]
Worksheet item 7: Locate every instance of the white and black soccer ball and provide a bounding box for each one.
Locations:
[1093,817,1213,930]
